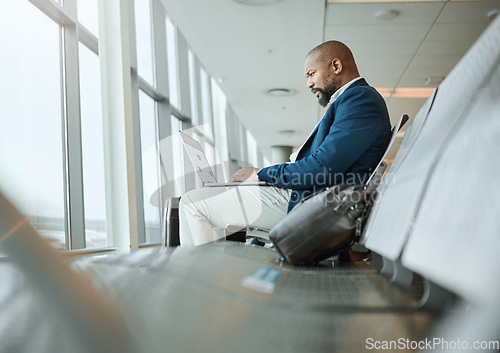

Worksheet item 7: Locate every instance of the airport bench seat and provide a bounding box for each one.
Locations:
[0,243,432,353]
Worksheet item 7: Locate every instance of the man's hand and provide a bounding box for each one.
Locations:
[229,167,260,183]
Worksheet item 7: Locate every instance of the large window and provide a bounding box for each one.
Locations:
[0,0,267,252]
[246,131,258,168]
[211,79,230,180]
[0,0,105,250]
[199,67,213,128]
[134,0,154,85]
[77,0,99,38]
[79,42,107,248]
[139,91,161,243]
[0,1,65,248]
[188,49,200,125]
[170,116,185,195]
[166,15,180,109]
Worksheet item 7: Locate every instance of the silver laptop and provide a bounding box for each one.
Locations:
[179,131,272,187]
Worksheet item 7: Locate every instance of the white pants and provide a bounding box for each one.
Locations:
[179,186,291,246]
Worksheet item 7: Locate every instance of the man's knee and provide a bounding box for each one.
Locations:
[178,190,196,217]
[179,188,203,210]
[179,188,214,219]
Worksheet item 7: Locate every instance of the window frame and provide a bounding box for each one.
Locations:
[29,0,99,250]
[21,0,268,253]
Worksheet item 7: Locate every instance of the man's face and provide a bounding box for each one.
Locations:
[304,52,339,107]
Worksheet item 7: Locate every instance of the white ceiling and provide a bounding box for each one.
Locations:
[160,0,499,160]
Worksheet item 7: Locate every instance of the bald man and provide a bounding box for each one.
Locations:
[179,41,391,246]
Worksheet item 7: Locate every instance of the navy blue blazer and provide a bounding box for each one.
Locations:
[257,78,391,212]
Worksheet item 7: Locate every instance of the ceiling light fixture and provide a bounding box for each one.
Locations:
[329,0,433,3]
[374,9,399,21]
[235,0,278,5]
[266,88,295,97]
[278,129,297,136]
[424,76,444,86]
[376,87,435,99]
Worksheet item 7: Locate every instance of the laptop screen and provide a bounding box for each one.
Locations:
[179,131,218,184]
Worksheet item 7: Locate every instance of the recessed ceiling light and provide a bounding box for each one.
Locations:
[278,129,297,136]
[424,76,444,86]
[266,88,295,97]
[374,9,399,21]
[235,0,278,5]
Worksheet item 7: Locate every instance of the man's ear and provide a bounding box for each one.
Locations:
[331,58,342,74]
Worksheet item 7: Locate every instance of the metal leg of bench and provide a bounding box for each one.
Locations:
[370,252,384,272]
[418,278,455,313]
[389,260,414,292]
[379,256,395,279]
[379,257,414,292]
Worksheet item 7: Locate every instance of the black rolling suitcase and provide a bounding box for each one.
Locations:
[163,197,181,247]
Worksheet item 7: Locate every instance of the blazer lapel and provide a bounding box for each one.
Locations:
[295,118,322,161]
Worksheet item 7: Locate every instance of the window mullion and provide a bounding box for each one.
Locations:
[152,0,172,236]
[128,0,147,246]
[177,32,191,119]
[99,0,143,251]
[30,0,74,25]
[61,0,86,250]
[78,24,98,55]
[194,57,204,126]
[129,76,146,245]
[137,76,167,102]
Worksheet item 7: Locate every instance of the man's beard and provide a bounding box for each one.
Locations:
[313,84,337,107]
